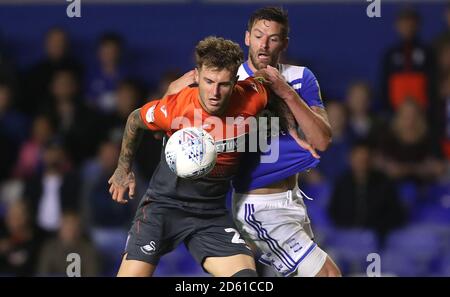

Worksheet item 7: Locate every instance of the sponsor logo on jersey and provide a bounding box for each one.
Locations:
[215,134,247,153]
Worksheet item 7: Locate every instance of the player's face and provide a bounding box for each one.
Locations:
[245,20,288,71]
[195,66,237,115]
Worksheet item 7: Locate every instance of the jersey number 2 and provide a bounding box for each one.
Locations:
[225,228,246,244]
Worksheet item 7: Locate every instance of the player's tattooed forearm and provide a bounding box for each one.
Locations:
[117,109,144,171]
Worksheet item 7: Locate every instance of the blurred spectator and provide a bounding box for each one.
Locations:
[37,211,99,276]
[22,27,82,115]
[433,4,450,53]
[103,79,144,142]
[375,100,445,184]
[0,129,16,184]
[0,82,29,183]
[381,7,435,113]
[328,142,406,245]
[345,81,384,144]
[317,101,353,183]
[0,200,41,276]
[434,73,450,160]
[0,180,24,215]
[430,40,450,152]
[0,82,29,146]
[436,38,450,79]
[86,32,127,113]
[103,79,162,180]
[23,140,80,237]
[0,84,23,182]
[82,141,133,275]
[148,70,182,100]
[82,141,133,229]
[13,115,54,179]
[43,68,100,166]
[0,32,18,92]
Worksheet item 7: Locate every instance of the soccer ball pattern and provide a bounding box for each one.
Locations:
[165,127,217,179]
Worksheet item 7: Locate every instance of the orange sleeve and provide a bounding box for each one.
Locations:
[139,95,173,132]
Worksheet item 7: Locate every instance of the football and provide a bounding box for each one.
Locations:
[165,127,217,179]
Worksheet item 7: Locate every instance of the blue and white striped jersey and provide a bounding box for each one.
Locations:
[233,61,324,192]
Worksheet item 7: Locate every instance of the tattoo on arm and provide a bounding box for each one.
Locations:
[117,109,147,172]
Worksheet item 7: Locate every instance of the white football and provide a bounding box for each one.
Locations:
[165,127,217,179]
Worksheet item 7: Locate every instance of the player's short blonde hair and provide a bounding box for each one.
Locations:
[195,36,243,74]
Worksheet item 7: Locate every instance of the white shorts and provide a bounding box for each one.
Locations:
[232,187,327,277]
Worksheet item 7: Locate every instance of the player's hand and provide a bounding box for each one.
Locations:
[108,168,136,204]
[254,65,293,99]
[164,70,196,96]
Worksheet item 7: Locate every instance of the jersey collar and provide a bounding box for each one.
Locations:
[243,61,254,77]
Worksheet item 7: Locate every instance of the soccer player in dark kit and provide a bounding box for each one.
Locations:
[108,36,268,277]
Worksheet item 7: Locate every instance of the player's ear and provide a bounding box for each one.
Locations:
[245,30,250,47]
[282,37,289,52]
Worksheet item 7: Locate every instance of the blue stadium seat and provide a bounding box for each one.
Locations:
[439,253,450,276]
[383,225,445,276]
[324,229,379,275]
[380,249,422,276]
[425,183,450,205]
[386,225,444,256]
[90,228,128,276]
[312,225,336,250]
[412,204,450,225]
[397,181,420,210]
[305,201,332,229]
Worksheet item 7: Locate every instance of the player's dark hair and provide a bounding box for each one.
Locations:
[195,36,244,74]
[248,7,289,38]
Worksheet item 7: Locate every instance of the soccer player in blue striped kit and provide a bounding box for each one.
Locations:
[231,7,341,277]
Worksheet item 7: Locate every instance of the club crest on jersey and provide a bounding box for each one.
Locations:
[250,82,260,93]
[179,129,205,165]
[140,241,156,255]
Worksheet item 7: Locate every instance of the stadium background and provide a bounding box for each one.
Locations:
[0,0,448,276]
